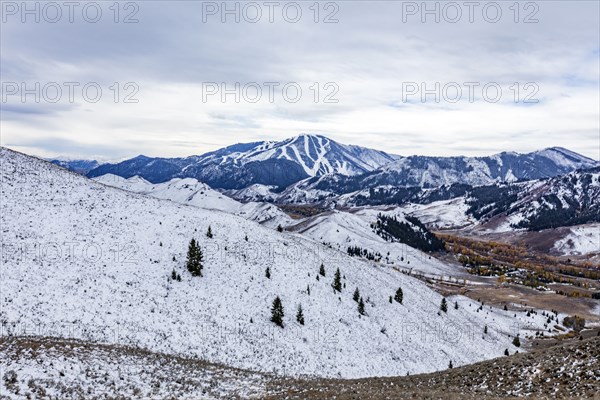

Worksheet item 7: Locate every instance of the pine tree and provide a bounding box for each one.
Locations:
[394,287,403,304]
[504,348,509,356]
[389,296,393,303]
[484,325,488,334]
[271,296,284,328]
[440,297,448,313]
[307,285,310,295]
[504,304,508,311]
[296,304,305,325]
[186,238,204,277]
[265,266,271,279]
[358,297,365,315]
[277,224,283,232]
[319,263,326,277]
[454,301,459,310]
[448,360,453,369]
[171,269,177,280]
[245,235,248,241]
[353,287,360,302]
[512,336,521,347]
[332,268,342,292]
[206,226,213,238]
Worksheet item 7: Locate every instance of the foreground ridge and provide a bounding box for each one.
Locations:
[1,335,598,399]
[272,334,600,399]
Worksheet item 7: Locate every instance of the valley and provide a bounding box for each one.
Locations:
[2,137,599,398]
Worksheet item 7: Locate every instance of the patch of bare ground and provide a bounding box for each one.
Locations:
[461,284,600,323]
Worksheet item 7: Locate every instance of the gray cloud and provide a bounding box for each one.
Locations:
[1,1,598,160]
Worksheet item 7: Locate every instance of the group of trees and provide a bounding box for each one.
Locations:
[347,246,382,261]
[270,297,305,327]
[373,214,444,252]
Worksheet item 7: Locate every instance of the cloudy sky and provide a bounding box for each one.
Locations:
[1,1,599,161]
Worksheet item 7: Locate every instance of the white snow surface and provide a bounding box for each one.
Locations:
[93,174,293,228]
[290,208,460,276]
[398,198,475,230]
[1,148,557,378]
[554,224,600,256]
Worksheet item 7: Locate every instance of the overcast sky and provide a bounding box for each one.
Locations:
[1,1,599,161]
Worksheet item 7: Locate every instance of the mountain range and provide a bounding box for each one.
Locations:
[58,135,597,195]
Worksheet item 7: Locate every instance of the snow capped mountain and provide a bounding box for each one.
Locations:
[84,137,596,197]
[302,148,599,200]
[478,167,600,232]
[49,158,100,174]
[87,134,400,189]
[1,147,558,378]
[198,134,401,177]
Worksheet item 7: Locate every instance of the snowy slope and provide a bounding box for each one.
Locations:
[94,174,242,213]
[289,208,461,276]
[93,174,293,228]
[1,147,562,378]
[399,198,475,230]
[554,224,600,256]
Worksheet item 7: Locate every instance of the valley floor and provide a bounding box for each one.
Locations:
[1,335,599,399]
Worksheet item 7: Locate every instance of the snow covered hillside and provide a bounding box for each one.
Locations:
[93,174,293,228]
[1,147,563,378]
[289,208,459,276]
[554,224,600,256]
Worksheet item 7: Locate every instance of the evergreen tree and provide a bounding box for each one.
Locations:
[389,296,393,303]
[440,297,448,313]
[454,301,459,310]
[307,285,310,295]
[206,226,213,238]
[448,360,453,369]
[296,304,305,325]
[484,325,488,334]
[504,304,508,311]
[358,297,365,315]
[271,296,284,328]
[353,287,360,302]
[332,268,342,292]
[171,269,177,280]
[319,263,326,277]
[277,224,283,232]
[186,238,204,277]
[245,235,248,241]
[394,287,403,304]
[512,336,521,347]
[265,266,271,279]
[504,348,509,356]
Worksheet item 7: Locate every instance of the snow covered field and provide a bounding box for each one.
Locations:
[1,148,563,378]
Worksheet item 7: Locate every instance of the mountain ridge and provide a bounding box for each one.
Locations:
[39,135,598,194]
